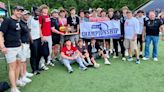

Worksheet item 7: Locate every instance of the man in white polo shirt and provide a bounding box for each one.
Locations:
[124,10,140,64]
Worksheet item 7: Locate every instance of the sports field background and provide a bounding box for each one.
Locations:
[0,38,164,92]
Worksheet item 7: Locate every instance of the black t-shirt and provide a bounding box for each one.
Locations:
[51,17,60,37]
[77,46,86,53]
[144,18,163,36]
[20,20,30,43]
[67,16,79,32]
[120,15,126,36]
[0,17,21,47]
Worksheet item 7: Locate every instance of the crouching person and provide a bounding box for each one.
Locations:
[88,38,111,65]
[77,39,100,68]
[61,39,87,73]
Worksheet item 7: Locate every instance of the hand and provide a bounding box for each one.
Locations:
[69,57,74,60]
[41,36,46,42]
[1,47,7,54]
[142,36,145,43]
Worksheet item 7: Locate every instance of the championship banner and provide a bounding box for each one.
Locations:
[80,20,121,39]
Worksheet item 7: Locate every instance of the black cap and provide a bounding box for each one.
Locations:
[137,10,144,14]
[13,6,24,11]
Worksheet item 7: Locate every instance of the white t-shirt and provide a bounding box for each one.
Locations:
[27,16,41,40]
[137,16,146,34]
[124,17,140,39]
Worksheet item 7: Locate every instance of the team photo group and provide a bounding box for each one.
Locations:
[0,4,164,92]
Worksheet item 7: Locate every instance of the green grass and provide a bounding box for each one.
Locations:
[1,39,164,92]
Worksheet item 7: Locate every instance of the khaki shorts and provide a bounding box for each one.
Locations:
[5,47,21,64]
[124,39,138,50]
[19,43,30,62]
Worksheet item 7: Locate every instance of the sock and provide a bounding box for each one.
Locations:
[87,58,92,64]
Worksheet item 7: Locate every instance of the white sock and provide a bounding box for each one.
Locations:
[87,58,92,64]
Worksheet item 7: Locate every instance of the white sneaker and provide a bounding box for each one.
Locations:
[153,58,158,61]
[11,88,21,92]
[113,56,118,59]
[25,72,33,78]
[104,59,111,65]
[21,77,32,84]
[47,62,55,67]
[16,80,26,87]
[42,66,49,71]
[122,57,126,61]
[94,63,100,68]
[142,57,149,61]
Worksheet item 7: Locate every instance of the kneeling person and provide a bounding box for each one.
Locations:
[61,39,87,73]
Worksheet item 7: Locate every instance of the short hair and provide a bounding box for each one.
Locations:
[78,39,83,43]
[100,10,106,14]
[64,39,71,43]
[108,8,114,12]
[39,4,49,12]
[78,9,84,16]
[137,10,144,14]
[70,7,76,11]
[121,6,129,11]
[149,10,155,13]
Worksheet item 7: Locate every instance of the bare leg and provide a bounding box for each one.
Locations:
[15,60,21,82]
[9,62,17,89]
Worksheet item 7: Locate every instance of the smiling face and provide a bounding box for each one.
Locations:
[80,12,85,18]
[101,11,106,17]
[42,8,49,15]
[13,9,23,19]
[52,12,59,18]
[59,11,66,18]
[127,12,133,19]
[70,9,76,15]
[149,11,156,20]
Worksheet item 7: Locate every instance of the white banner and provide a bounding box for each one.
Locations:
[80,20,121,39]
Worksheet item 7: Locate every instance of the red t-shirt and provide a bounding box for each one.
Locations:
[39,15,51,36]
[61,46,77,57]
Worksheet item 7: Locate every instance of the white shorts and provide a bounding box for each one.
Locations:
[19,43,30,62]
[5,47,22,64]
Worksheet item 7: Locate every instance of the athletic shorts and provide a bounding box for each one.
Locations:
[124,39,138,50]
[5,46,22,64]
[19,43,30,62]
[52,36,60,46]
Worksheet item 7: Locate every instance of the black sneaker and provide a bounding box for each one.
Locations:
[33,71,40,75]
[139,55,143,58]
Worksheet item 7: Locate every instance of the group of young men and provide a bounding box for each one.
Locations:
[0,4,164,92]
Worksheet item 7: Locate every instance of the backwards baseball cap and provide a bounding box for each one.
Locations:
[22,10,30,15]
[51,9,59,14]
[13,6,24,11]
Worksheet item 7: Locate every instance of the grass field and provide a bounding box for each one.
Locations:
[0,40,164,92]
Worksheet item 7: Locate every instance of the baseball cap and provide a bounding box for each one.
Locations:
[13,6,24,11]
[22,10,30,15]
[51,9,59,14]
